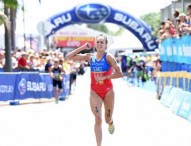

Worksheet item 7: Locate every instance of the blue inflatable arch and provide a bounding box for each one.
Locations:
[43,3,158,51]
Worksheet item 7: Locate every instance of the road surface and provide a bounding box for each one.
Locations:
[0,69,191,146]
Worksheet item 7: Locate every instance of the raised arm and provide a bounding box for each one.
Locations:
[66,42,92,62]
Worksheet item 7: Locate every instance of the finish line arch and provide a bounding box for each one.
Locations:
[41,3,158,51]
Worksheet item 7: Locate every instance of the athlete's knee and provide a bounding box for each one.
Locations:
[95,116,102,125]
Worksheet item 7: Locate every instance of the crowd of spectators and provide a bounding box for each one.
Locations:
[157,4,191,43]
[0,48,87,74]
[120,53,161,86]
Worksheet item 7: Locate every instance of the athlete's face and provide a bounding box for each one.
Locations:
[54,61,59,67]
[95,36,107,51]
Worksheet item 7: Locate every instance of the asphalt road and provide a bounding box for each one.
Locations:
[0,69,191,146]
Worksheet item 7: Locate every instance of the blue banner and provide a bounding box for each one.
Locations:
[61,74,70,98]
[0,73,71,102]
[0,73,18,101]
[165,38,173,62]
[176,37,184,63]
[39,73,54,98]
[159,35,191,64]
[159,40,167,61]
[181,35,191,64]
[15,73,43,100]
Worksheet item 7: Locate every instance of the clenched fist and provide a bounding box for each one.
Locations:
[84,42,92,50]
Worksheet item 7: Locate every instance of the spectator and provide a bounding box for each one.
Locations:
[62,58,71,74]
[174,10,180,19]
[11,52,18,69]
[178,13,190,35]
[186,4,191,25]
[17,52,27,71]
[27,55,35,71]
[158,19,176,42]
[0,51,4,68]
[45,56,52,73]
[152,59,161,85]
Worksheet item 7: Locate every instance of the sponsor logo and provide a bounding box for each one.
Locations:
[113,12,157,50]
[18,78,27,95]
[44,13,72,35]
[75,3,111,23]
[0,85,14,93]
[18,78,49,95]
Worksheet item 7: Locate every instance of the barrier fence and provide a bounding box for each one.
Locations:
[0,72,70,104]
[158,35,191,123]
[157,71,191,122]
[159,35,191,64]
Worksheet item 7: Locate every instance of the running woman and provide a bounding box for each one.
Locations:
[49,58,65,104]
[66,34,123,146]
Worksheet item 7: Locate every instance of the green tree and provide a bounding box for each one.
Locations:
[140,12,161,37]
[0,0,41,72]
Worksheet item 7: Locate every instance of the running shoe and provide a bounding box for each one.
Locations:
[108,121,115,134]
[55,99,59,104]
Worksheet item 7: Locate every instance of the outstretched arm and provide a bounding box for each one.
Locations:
[66,42,92,62]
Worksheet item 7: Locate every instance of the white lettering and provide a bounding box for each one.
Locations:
[147,40,157,50]
[114,13,123,21]
[0,85,14,93]
[135,27,144,36]
[113,12,157,50]
[93,67,102,72]
[54,13,72,27]
[184,46,191,56]
[129,21,139,30]
[27,81,32,91]
[122,17,132,25]
[166,47,172,56]
[67,41,80,47]
[27,81,46,92]
[173,45,177,55]
[178,46,183,56]
[142,33,152,43]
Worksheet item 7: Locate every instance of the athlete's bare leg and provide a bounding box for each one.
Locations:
[103,89,115,125]
[54,87,59,102]
[90,90,103,146]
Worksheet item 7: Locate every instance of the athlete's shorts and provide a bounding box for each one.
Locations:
[92,86,113,100]
[53,80,62,89]
[137,71,143,77]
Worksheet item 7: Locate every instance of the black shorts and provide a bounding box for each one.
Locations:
[53,79,62,89]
